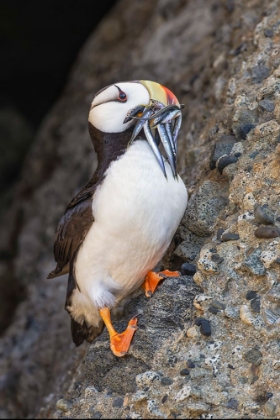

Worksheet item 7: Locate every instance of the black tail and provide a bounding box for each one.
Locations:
[65,251,105,347]
[71,318,104,346]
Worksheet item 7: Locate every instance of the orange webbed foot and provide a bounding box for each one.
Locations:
[110,317,138,357]
[99,307,138,357]
[142,269,180,298]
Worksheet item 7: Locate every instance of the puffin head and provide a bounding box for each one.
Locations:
[88,80,183,177]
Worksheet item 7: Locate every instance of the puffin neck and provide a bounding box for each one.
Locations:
[88,122,133,176]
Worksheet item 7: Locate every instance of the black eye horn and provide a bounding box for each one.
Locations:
[114,84,127,102]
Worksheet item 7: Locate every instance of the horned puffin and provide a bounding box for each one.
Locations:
[48,80,188,357]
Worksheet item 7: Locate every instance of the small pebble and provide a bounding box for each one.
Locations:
[210,135,237,169]
[245,290,257,300]
[217,155,238,174]
[180,262,196,276]
[240,305,254,325]
[217,228,225,240]
[221,231,240,242]
[264,28,274,37]
[255,226,280,238]
[56,399,72,412]
[195,317,205,326]
[209,246,217,253]
[249,150,259,159]
[227,398,239,410]
[162,394,168,404]
[239,123,255,140]
[264,401,276,417]
[200,320,211,336]
[90,411,102,419]
[254,204,274,225]
[187,326,199,338]
[259,99,275,112]
[112,397,124,408]
[228,364,234,369]
[211,300,226,310]
[195,318,211,336]
[180,368,190,376]
[252,64,269,84]
[187,359,196,369]
[208,306,220,315]
[211,253,224,264]
[244,346,263,365]
[250,297,260,313]
[160,377,173,386]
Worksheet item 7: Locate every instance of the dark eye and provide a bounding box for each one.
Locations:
[118,92,127,102]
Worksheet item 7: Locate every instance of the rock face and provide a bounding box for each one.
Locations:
[1,0,280,418]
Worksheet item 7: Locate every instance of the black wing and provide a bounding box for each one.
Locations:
[47,182,96,279]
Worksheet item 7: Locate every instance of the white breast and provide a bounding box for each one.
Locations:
[74,140,188,311]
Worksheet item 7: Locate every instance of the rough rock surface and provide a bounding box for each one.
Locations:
[1,0,280,418]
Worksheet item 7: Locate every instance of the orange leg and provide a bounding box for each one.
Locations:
[99,308,138,357]
[142,269,180,297]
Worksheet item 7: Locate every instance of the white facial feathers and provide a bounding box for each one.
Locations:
[88,82,150,133]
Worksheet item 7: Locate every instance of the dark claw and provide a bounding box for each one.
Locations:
[132,312,142,318]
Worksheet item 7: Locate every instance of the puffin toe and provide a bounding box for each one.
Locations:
[142,269,181,298]
[99,307,138,357]
[110,317,138,357]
